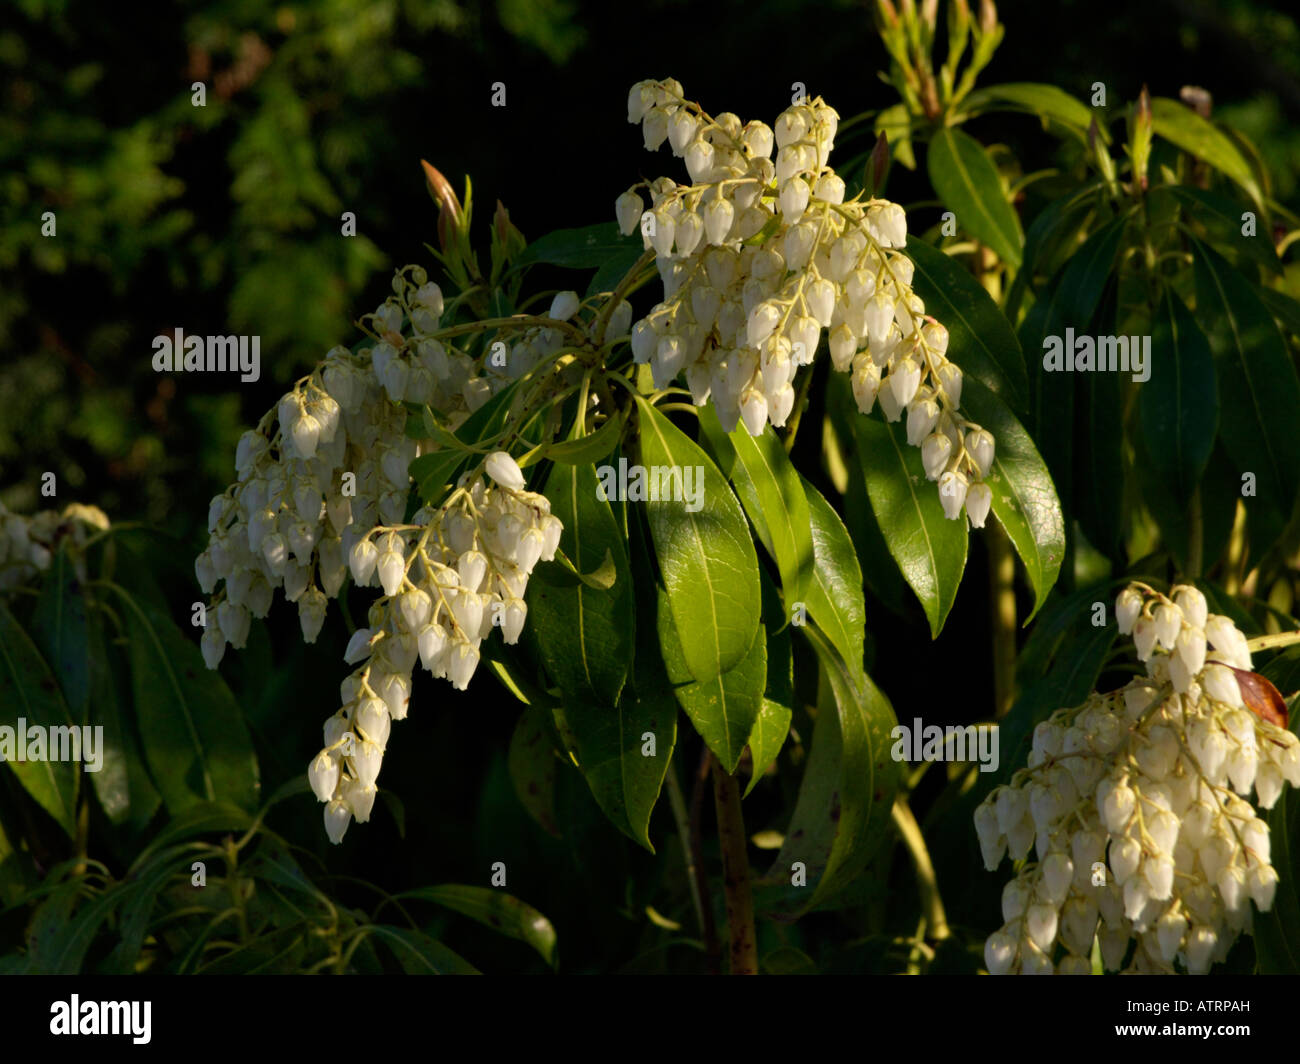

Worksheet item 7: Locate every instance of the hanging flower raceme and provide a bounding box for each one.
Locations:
[976,582,1298,974]
[195,265,573,843]
[619,78,995,525]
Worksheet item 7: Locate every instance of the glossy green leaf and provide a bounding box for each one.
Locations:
[1155,185,1281,275]
[960,378,1064,620]
[1192,239,1300,540]
[507,701,560,838]
[366,925,480,975]
[746,698,792,798]
[635,396,761,681]
[0,603,79,837]
[699,406,814,608]
[545,411,626,465]
[1140,287,1218,507]
[409,379,521,504]
[849,409,968,638]
[961,82,1100,141]
[927,127,1023,267]
[904,237,1029,410]
[518,221,640,271]
[764,626,898,912]
[1026,212,1129,515]
[559,518,676,851]
[399,885,558,967]
[658,585,766,774]
[1260,287,1300,340]
[800,477,867,671]
[107,580,260,814]
[31,544,90,722]
[528,462,634,704]
[1150,98,1263,207]
[85,608,159,828]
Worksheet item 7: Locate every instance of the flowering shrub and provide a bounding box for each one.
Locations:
[6,0,1300,978]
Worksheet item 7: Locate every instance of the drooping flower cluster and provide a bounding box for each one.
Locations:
[0,501,111,590]
[195,266,580,843]
[618,78,995,524]
[976,583,1298,974]
[307,453,562,843]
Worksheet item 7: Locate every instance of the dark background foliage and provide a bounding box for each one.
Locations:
[4,0,1300,972]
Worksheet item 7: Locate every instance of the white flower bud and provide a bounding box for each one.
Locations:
[1116,587,1142,635]
[485,451,526,492]
[965,482,993,529]
[308,751,340,803]
[344,627,375,665]
[298,587,328,644]
[324,798,352,844]
[937,470,968,521]
[549,291,580,322]
[984,929,1017,975]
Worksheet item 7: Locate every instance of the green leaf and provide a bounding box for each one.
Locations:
[1260,287,1300,340]
[507,701,560,837]
[1192,239,1300,541]
[398,885,558,968]
[1026,212,1129,517]
[848,405,968,637]
[518,221,641,271]
[85,608,159,828]
[699,407,815,609]
[874,103,916,170]
[745,698,792,798]
[106,576,260,814]
[367,926,480,974]
[1149,98,1263,208]
[0,603,79,837]
[927,127,1023,267]
[544,411,626,466]
[634,397,761,681]
[561,674,674,854]
[1075,331,1125,562]
[1140,287,1218,507]
[960,379,1064,620]
[961,83,1100,141]
[658,586,766,774]
[528,462,634,704]
[764,627,898,912]
[31,544,90,723]
[1154,185,1281,275]
[904,237,1029,411]
[800,477,867,671]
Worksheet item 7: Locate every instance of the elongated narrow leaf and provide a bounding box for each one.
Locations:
[800,477,867,671]
[1193,239,1300,540]
[86,608,159,828]
[0,603,79,837]
[849,409,967,637]
[635,396,761,681]
[507,701,560,837]
[399,885,558,967]
[1260,287,1300,340]
[763,626,898,913]
[1140,287,1218,507]
[904,238,1029,410]
[658,586,766,773]
[367,926,480,975]
[927,127,1023,267]
[545,411,626,465]
[31,544,90,723]
[107,581,260,814]
[559,518,676,850]
[961,83,1101,141]
[699,406,814,608]
[746,699,792,798]
[1155,185,1281,275]
[1075,326,1125,562]
[746,573,792,796]
[528,462,634,704]
[960,379,1064,620]
[1026,212,1130,515]
[1150,98,1263,207]
[517,221,640,270]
